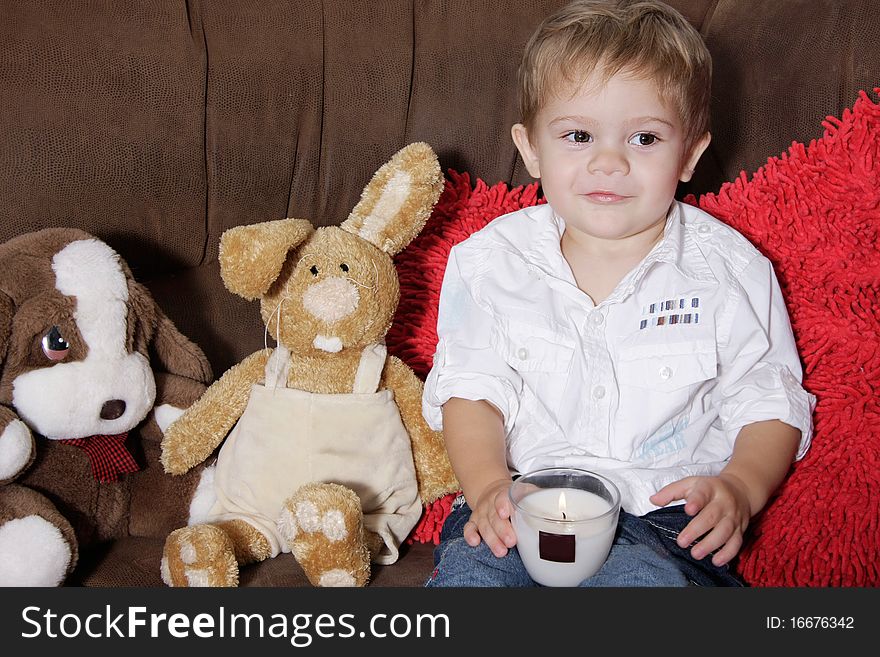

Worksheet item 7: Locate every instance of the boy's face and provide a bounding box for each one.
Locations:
[512,70,710,246]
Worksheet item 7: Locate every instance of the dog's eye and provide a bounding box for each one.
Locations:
[340,263,349,273]
[309,265,319,276]
[41,326,70,362]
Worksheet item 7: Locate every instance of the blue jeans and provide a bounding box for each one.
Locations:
[425,497,744,587]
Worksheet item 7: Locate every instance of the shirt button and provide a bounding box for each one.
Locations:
[592,385,606,400]
[698,224,711,234]
[659,366,673,380]
[517,347,529,360]
[590,312,604,326]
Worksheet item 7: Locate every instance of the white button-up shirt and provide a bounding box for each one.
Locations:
[422,201,815,516]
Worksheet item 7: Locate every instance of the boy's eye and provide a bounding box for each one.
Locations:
[630,133,658,146]
[565,130,592,144]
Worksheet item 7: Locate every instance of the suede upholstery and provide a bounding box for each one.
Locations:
[1,1,878,586]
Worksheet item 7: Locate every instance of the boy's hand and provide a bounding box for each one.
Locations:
[464,477,517,557]
[649,473,751,567]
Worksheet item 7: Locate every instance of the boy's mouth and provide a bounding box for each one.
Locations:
[584,190,630,204]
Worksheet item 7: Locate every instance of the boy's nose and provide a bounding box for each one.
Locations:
[587,148,629,176]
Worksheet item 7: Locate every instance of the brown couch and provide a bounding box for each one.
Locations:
[2,1,878,586]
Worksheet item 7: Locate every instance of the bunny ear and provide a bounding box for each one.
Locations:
[341,142,444,255]
[219,218,314,300]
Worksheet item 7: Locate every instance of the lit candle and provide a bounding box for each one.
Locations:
[510,469,620,587]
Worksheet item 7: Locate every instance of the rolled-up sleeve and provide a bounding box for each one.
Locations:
[422,246,522,433]
[716,256,816,459]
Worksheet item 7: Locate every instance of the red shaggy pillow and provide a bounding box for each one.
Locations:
[395,89,879,586]
[685,89,880,587]
[389,171,545,380]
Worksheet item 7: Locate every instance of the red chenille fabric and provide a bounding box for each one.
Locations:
[685,90,880,587]
[389,171,545,380]
[394,90,879,585]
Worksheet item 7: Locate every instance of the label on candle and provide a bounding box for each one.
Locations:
[539,531,576,562]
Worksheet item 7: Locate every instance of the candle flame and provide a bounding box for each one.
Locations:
[558,491,567,520]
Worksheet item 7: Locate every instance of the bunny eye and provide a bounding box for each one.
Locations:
[41,326,70,361]
[309,265,319,276]
[339,263,349,273]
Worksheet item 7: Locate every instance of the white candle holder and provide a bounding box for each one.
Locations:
[509,467,620,587]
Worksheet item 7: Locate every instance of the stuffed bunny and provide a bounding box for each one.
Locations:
[0,228,212,585]
[160,142,458,587]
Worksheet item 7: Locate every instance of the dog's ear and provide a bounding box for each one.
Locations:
[128,281,212,384]
[0,291,12,370]
[151,309,213,385]
[219,219,314,300]
[125,278,157,353]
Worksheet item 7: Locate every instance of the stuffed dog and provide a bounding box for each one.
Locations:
[160,142,458,587]
[0,228,212,585]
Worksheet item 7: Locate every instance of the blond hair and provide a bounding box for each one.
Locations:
[517,0,711,150]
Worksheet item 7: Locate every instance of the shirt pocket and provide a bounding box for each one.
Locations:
[492,321,574,423]
[491,321,575,373]
[617,339,717,392]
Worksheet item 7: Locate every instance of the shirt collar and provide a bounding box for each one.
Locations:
[647,202,717,284]
[518,205,575,282]
[522,201,717,300]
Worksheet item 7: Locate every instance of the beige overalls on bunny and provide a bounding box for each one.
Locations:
[205,342,422,564]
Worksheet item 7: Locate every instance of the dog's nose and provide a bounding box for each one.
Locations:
[100,399,127,420]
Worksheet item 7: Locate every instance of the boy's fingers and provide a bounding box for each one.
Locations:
[468,515,509,557]
[495,494,512,519]
[491,512,517,548]
[711,532,743,567]
[677,507,715,548]
[483,526,509,558]
[688,517,733,559]
[463,520,481,546]
[683,488,709,516]
[649,478,692,506]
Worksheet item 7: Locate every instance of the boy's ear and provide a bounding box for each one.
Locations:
[512,123,542,179]
[680,132,712,183]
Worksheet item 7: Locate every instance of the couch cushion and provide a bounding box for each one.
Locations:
[664,0,880,199]
[0,2,207,276]
[72,537,437,587]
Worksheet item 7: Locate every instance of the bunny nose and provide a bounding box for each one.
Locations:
[302,277,360,323]
[100,399,127,420]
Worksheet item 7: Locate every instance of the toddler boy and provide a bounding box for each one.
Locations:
[423,0,814,586]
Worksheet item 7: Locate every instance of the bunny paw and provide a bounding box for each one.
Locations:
[278,483,370,587]
[161,524,238,587]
